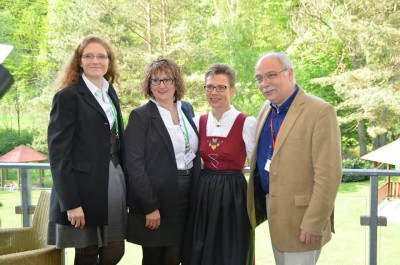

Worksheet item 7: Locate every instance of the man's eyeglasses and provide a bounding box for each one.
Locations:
[81,54,109,61]
[204,85,228,92]
[151,78,175,86]
[255,68,287,84]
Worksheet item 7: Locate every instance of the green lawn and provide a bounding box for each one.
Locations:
[1,183,399,265]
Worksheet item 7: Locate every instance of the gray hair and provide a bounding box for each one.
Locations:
[255,51,296,84]
[255,51,294,70]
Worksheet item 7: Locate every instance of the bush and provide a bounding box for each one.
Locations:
[0,128,36,156]
[342,158,372,182]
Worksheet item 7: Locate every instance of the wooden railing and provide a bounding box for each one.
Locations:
[378,183,389,204]
[378,180,400,204]
[388,181,400,198]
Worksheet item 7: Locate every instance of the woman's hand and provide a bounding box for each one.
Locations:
[145,209,161,230]
[67,207,85,229]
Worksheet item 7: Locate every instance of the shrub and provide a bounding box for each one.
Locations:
[342,158,372,182]
[0,128,35,155]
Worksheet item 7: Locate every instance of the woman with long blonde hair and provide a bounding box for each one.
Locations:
[47,36,127,265]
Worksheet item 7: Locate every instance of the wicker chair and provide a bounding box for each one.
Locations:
[0,191,64,265]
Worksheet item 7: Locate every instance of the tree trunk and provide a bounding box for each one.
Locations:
[161,0,167,50]
[379,133,387,147]
[379,107,388,147]
[370,119,379,151]
[372,137,379,151]
[14,90,21,135]
[358,119,367,156]
[146,1,153,53]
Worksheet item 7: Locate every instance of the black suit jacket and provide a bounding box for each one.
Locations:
[124,100,201,243]
[47,77,126,226]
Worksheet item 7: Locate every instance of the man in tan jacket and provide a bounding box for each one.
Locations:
[247,52,342,265]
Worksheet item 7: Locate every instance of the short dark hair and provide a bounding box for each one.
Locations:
[204,63,236,87]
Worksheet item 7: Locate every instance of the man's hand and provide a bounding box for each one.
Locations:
[300,229,319,244]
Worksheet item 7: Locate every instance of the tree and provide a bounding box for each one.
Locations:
[289,0,400,155]
[0,0,49,136]
[2,0,399,157]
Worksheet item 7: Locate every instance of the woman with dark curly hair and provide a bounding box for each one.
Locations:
[125,57,201,265]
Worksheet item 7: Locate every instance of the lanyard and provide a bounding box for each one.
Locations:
[107,93,119,138]
[179,109,190,152]
[95,90,119,138]
[269,110,282,149]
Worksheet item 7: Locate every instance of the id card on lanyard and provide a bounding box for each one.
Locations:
[179,109,196,165]
[264,110,283,172]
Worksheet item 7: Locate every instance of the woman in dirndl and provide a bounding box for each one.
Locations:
[184,63,256,265]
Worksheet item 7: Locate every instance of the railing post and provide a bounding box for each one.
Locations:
[20,168,32,227]
[360,175,387,265]
[369,175,379,265]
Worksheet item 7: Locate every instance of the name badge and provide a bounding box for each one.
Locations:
[264,159,271,172]
[184,149,196,165]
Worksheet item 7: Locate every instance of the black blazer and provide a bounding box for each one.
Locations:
[124,100,201,238]
[47,77,126,226]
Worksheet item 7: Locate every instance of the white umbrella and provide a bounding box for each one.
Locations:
[361,139,400,166]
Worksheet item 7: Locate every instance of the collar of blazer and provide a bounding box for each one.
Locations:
[148,100,198,161]
[181,101,199,138]
[256,88,306,159]
[148,100,178,161]
[107,87,120,109]
[77,77,117,121]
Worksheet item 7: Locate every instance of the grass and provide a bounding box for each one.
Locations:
[1,182,400,264]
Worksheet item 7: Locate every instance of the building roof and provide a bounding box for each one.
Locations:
[0,145,47,162]
[361,139,400,166]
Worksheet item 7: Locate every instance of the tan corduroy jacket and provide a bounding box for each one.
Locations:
[247,88,342,252]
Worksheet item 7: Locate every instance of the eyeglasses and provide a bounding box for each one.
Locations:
[255,68,287,84]
[204,85,228,92]
[151,78,175,86]
[81,54,109,61]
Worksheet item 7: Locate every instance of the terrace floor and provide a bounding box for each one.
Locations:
[379,198,400,224]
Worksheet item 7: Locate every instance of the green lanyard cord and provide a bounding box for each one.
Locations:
[179,109,190,151]
[95,90,119,138]
[107,93,119,138]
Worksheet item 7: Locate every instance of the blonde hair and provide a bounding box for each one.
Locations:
[56,36,120,91]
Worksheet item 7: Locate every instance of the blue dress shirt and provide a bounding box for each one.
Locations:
[257,85,299,193]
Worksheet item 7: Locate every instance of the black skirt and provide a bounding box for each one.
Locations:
[127,173,190,247]
[188,169,255,265]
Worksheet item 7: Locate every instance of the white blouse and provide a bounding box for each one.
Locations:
[193,105,257,160]
[83,73,115,130]
[151,99,199,170]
